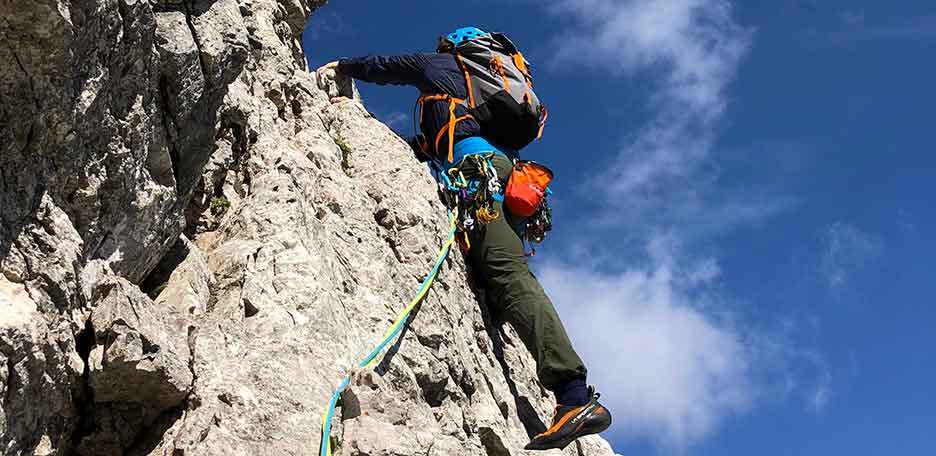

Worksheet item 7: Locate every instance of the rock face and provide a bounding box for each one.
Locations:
[0,1,615,455]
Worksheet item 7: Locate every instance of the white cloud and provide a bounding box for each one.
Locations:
[532,0,829,448]
[820,222,884,291]
[540,246,832,446]
[550,0,751,216]
[540,252,751,446]
[541,0,789,261]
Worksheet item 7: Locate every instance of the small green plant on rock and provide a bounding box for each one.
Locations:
[335,137,353,176]
[210,195,231,216]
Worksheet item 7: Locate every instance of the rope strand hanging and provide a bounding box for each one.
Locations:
[318,211,458,456]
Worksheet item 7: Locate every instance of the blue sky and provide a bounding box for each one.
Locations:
[304,1,936,454]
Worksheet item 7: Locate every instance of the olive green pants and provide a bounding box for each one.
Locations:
[460,154,587,391]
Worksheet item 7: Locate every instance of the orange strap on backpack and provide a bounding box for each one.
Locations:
[417,94,474,163]
[537,105,549,140]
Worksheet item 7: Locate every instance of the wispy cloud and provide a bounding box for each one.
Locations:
[541,248,750,446]
[541,235,830,447]
[820,222,884,292]
[534,0,826,447]
[550,0,752,219]
[543,0,795,246]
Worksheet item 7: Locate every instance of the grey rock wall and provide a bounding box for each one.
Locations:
[0,1,615,455]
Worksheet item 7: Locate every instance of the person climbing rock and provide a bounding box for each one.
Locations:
[316,27,611,451]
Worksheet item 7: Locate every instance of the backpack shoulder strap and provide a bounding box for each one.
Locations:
[416,93,473,163]
[453,53,477,108]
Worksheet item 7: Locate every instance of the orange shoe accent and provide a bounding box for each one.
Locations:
[534,405,586,438]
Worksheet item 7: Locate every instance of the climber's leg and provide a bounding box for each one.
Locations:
[466,155,587,394]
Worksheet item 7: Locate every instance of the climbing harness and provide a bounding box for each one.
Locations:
[318,211,458,456]
[432,154,554,255]
[431,153,504,250]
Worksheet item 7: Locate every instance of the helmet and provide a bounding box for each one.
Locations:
[443,26,488,46]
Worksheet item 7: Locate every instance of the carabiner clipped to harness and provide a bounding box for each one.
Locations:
[520,195,552,256]
[435,153,504,245]
[486,161,502,197]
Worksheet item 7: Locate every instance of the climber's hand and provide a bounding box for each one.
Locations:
[316,61,340,80]
[316,61,350,104]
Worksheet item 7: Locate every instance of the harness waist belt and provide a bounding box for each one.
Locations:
[451,136,518,165]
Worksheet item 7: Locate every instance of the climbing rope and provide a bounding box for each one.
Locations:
[318,210,458,456]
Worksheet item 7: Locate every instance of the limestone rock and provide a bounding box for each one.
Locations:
[0,1,616,455]
[87,277,193,412]
[0,277,83,454]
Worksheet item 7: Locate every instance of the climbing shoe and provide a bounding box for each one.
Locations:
[524,387,612,451]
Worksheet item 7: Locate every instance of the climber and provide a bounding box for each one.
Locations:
[315,27,611,451]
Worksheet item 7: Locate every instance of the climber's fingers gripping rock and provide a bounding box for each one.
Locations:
[316,61,352,104]
[316,60,340,78]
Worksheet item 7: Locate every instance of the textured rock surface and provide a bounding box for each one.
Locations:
[0,1,615,455]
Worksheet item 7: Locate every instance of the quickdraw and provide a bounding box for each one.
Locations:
[432,153,504,250]
[519,194,553,257]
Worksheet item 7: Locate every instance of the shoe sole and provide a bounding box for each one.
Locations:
[557,413,612,449]
[525,411,612,451]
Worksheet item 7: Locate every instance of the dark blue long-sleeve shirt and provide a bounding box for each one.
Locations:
[338,53,481,160]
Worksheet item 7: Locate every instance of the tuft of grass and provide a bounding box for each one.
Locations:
[210,196,231,216]
[335,137,353,176]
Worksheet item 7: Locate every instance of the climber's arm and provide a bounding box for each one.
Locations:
[332,54,433,90]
